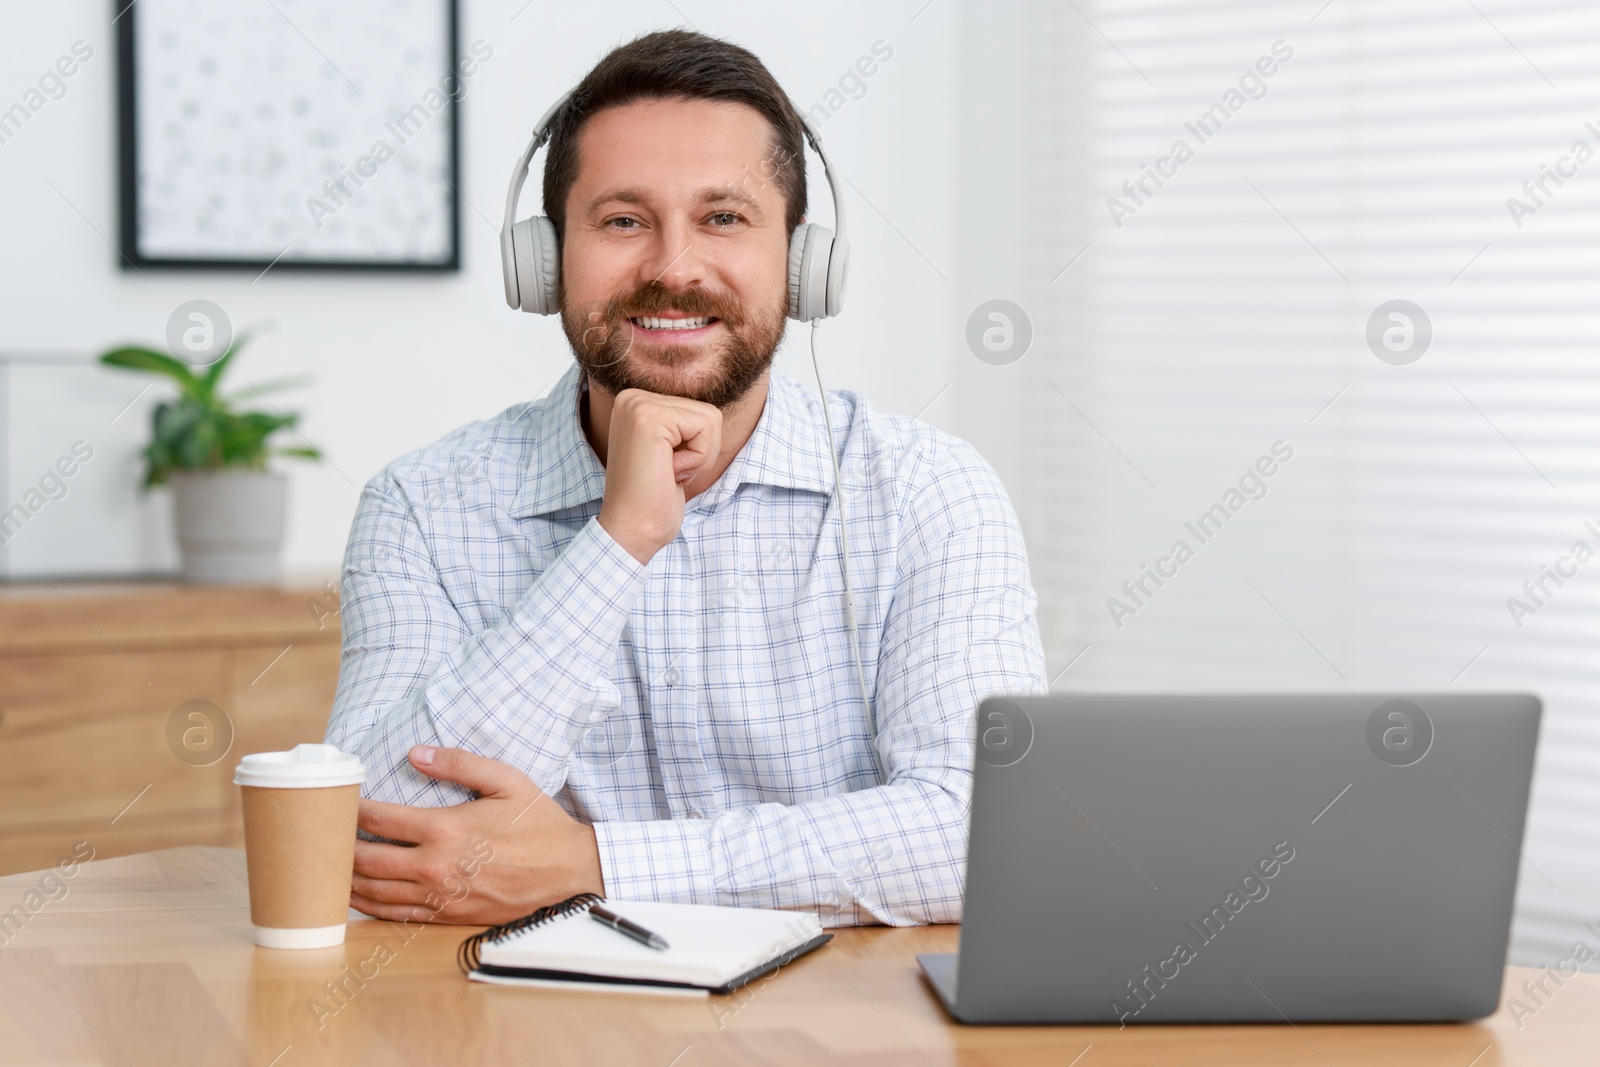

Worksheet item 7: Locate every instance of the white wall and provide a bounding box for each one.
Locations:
[0,0,971,577]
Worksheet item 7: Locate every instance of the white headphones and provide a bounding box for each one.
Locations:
[500,91,849,322]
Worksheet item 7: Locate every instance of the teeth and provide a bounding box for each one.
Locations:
[634,315,711,330]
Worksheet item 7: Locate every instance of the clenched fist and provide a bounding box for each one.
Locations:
[597,388,724,564]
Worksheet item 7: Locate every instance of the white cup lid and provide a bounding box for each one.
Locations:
[234,744,364,788]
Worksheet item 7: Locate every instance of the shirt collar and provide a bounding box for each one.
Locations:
[510,364,836,520]
[697,370,836,509]
[509,364,608,518]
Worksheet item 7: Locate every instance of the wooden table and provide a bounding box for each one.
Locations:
[1,848,1594,1066]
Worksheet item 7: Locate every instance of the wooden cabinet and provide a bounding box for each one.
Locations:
[0,583,342,875]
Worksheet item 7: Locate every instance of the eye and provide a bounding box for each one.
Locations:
[603,216,640,231]
[708,211,743,228]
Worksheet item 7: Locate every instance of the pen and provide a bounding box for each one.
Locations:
[588,902,671,951]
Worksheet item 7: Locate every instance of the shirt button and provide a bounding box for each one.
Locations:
[662,668,682,686]
[686,809,702,819]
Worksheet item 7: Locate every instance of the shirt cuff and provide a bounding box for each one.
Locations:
[593,819,716,904]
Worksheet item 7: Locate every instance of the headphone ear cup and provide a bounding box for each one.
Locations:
[509,216,561,314]
[788,222,836,323]
[787,224,811,321]
[500,226,522,309]
[825,231,848,317]
[531,216,560,314]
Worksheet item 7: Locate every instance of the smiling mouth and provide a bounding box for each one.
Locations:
[629,314,718,331]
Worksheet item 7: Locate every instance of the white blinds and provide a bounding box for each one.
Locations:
[1018,0,1600,967]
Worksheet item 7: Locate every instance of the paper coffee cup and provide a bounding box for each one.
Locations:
[235,743,364,949]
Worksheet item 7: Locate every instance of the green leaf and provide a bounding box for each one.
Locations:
[199,329,253,397]
[150,401,205,456]
[274,446,323,460]
[177,416,220,469]
[99,347,204,399]
[218,411,286,468]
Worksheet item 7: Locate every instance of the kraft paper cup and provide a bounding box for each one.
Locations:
[234,743,364,949]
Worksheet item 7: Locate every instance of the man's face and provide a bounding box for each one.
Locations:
[558,97,791,410]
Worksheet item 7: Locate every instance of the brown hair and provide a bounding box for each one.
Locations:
[541,30,808,245]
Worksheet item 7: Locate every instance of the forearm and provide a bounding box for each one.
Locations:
[593,770,970,927]
[327,514,647,803]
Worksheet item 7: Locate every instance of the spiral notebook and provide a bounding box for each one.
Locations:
[458,894,832,996]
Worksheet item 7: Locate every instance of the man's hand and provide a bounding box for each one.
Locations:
[350,745,605,925]
[598,388,723,564]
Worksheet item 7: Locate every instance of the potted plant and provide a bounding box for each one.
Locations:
[98,332,321,586]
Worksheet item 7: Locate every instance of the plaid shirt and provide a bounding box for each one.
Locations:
[326,363,1045,926]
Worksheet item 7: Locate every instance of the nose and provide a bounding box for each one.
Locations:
[639,213,705,292]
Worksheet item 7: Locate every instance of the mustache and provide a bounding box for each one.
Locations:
[601,281,745,325]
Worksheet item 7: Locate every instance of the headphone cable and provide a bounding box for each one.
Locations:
[809,322,878,769]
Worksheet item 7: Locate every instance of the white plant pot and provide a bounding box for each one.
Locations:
[169,470,288,586]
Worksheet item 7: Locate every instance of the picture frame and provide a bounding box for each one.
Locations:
[115,0,462,272]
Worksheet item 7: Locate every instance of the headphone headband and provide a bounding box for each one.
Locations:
[500,92,570,250]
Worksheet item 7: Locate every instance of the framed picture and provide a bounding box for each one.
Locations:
[116,0,463,271]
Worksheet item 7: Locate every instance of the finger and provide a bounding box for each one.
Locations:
[672,443,711,476]
[410,745,537,800]
[677,405,721,462]
[668,417,721,481]
[350,872,430,906]
[353,838,424,881]
[642,394,720,452]
[357,798,439,844]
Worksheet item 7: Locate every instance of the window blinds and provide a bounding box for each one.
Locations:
[1018,0,1600,967]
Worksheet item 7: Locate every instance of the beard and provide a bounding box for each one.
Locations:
[560,277,787,410]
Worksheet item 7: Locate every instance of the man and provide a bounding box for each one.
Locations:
[326,30,1044,928]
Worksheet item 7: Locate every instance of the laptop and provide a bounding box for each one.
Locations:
[919,692,1542,1024]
